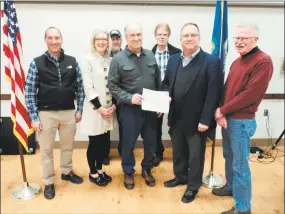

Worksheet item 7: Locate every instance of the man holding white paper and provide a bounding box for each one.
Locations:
[142,88,169,113]
[108,23,161,190]
[162,23,223,203]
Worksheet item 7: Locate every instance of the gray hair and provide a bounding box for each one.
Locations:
[90,29,110,56]
[236,23,259,37]
[124,23,142,36]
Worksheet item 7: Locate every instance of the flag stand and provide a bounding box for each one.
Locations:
[202,132,224,189]
[11,141,41,201]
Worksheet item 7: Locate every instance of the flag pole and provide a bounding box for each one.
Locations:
[202,131,223,188]
[11,140,41,201]
[202,0,225,189]
[18,141,28,183]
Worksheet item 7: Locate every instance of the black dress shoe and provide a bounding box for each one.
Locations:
[89,174,108,187]
[99,172,112,183]
[164,178,187,188]
[61,171,83,184]
[153,156,163,167]
[44,184,55,199]
[212,185,233,196]
[181,190,198,203]
[103,157,110,165]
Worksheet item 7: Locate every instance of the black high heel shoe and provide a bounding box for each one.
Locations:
[99,172,112,183]
[89,174,107,187]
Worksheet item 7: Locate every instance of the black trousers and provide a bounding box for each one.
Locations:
[119,104,157,174]
[155,115,165,157]
[170,124,207,190]
[87,132,110,173]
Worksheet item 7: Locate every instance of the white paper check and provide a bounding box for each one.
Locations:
[141,88,169,113]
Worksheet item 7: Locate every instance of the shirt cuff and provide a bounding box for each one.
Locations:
[31,116,40,123]
[90,97,102,109]
[220,106,228,116]
[112,97,117,105]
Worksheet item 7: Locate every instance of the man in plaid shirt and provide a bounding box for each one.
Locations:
[151,24,181,166]
[25,27,85,200]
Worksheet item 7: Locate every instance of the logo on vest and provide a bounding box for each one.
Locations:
[67,65,73,69]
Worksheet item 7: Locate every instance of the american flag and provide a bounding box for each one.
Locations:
[1,1,33,152]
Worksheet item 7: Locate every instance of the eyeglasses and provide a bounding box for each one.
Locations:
[181,33,199,39]
[233,37,256,42]
[95,38,108,42]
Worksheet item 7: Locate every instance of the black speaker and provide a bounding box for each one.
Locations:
[0,117,36,155]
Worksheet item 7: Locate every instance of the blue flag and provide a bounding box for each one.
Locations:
[211,0,228,71]
[206,1,228,144]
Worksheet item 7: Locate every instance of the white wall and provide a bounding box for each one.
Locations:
[1,3,284,140]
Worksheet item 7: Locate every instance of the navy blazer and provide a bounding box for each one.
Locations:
[162,49,224,135]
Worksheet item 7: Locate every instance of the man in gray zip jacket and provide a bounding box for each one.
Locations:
[108,23,161,190]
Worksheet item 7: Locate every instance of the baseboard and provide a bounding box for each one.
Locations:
[52,138,284,149]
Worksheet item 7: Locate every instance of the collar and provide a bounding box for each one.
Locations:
[241,46,259,58]
[181,47,200,60]
[125,46,146,57]
[156,46,169,54]
[45,49,64,62]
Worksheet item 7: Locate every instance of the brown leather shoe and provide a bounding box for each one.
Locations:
[141,169,155,187]
[124,173,134,190]
[222,207,251,214]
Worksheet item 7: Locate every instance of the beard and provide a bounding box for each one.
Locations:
[111,46,121,53]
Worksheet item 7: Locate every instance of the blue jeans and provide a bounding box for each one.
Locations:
[222,118,257,212]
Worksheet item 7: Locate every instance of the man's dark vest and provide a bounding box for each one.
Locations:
[34,52,77,111]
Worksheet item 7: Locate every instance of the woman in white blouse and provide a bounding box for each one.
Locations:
[80,29,117,187]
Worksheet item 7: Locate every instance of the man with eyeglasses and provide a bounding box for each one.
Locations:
[162,23,224,203]
[108,23,161,190]
[151,23,181,167]
[213,24,273,214]
[102,29,123,166]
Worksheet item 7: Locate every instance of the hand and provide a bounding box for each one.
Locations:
[169,97,172,103]
[98,107,112,118]
[215,108,223,120]
[107,104,116,114]
[217,117,227,129]
[131,94,143,105]
[198,123,209,132]
[32,121,42,133]
[157,112,163,118]
[75,113,82,123]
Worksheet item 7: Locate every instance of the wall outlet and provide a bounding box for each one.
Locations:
[264,109,269,116]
